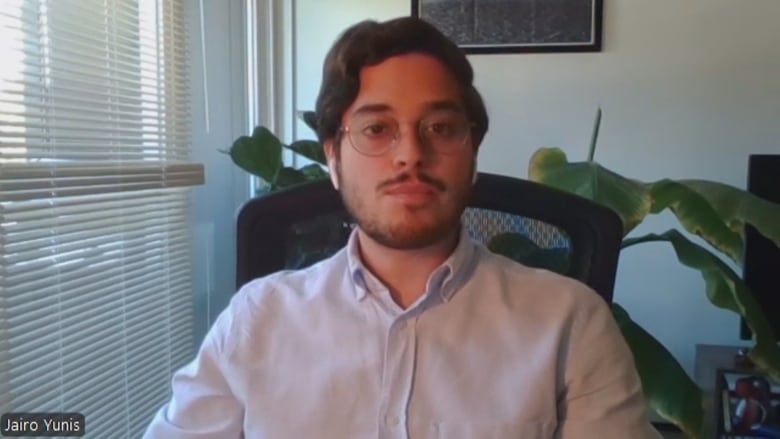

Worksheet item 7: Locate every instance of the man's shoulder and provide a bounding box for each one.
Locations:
[235,247,349,308]
[473,245,606,311]
[210,248,351,354]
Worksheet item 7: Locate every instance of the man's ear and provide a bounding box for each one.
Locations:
[472,156,479,185]
[323,140,339,190]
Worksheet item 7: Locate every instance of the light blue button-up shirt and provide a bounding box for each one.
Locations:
[144,228,661,438]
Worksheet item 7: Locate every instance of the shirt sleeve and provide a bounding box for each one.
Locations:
[142,302,244,439]
[556,294,663,439]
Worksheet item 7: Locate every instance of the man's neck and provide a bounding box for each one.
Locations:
[356,228,460,309]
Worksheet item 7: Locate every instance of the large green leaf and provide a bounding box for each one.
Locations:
[297,110,318,132]
[680,179,780,250]
[272,167,308,190]
[286,140,327,165]
[229,126,282,182]
[527,149,778,265]
[623,230,780,382]
[528,148,652,234]
[487,232,571,274]
[298,163,329,181]
[649,180,744,264]
[611,303,703,439]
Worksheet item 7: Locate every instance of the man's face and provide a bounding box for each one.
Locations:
[324,53,476,250]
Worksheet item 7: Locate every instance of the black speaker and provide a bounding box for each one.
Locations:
[740,154,780,340]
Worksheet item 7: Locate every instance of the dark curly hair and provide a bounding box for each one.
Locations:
[314,17,489,153]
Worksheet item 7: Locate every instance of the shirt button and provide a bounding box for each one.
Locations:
[385,415,400,426]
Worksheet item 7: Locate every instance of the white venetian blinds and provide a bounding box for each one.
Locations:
[0,0,203,437]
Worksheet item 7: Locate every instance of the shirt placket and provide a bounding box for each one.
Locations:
[378,315,417,439]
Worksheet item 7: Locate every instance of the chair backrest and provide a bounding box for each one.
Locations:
[236,172,623,302]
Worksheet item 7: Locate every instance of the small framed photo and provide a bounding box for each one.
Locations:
[716,369,780,437]
[411,0,603,54]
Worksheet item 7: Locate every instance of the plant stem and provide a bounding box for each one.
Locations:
[588,107,602,162]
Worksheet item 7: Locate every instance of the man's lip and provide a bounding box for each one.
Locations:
[383,182,438,195]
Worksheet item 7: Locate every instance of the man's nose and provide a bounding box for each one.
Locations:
[392,125,429,168]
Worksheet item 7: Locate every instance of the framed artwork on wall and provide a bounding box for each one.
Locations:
[411,0,603,54]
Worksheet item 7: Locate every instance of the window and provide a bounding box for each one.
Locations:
[0,0,202,436]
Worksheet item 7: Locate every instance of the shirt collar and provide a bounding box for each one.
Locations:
[346,225,478,302]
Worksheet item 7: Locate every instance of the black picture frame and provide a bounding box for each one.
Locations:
[411,0,603,54]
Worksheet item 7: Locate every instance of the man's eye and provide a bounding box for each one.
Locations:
[425,119,463,139]
[361,122,392,137]
[429,122,454,135]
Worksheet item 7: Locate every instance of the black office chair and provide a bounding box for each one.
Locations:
[236,172,623,302]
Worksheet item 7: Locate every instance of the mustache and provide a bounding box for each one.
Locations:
[377,172,447,192]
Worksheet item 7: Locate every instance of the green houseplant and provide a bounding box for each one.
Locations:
[228,111,780,438]
[228,113,329,191]
[526,110,780,438]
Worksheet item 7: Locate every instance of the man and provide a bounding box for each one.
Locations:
[145,17,661,438]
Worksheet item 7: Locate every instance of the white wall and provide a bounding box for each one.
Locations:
[292,0,780,376]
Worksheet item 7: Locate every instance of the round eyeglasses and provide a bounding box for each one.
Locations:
[340,111,474,157]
